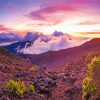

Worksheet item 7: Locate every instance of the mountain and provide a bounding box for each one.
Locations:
[26,38,100,70]
[0,47,32,70]
[0,47,33,88]
[2,38,99,70]
[3,41,33,54]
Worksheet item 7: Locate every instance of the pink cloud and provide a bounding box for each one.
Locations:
[0,24,12,32]
[26,4,78,23]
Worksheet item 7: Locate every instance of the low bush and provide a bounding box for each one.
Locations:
[82,76,96,99]
[7,79,26,95]
[82,57,100,99]
[27,84,35,93]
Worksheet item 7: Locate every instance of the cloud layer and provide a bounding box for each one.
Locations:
[17,32,89,54]
[0,0,100,37]
[0,32,21,43]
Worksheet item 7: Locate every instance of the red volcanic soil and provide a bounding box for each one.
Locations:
[0,46,86,100]
[0,38,100,100]
[0,47,33,88]
[27,38,100,70]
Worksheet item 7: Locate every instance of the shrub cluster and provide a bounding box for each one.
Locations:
[82,77,96,99]
[7,79,35,96]
[82,57,100,100]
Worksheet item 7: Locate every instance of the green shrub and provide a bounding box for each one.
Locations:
[82,76,96,99]
[7,79,26,95]
[7,79,16,90]
[27,84,35,93]
[7,79,36,96]
[82,57,100,99]
[85,52,93,62]
[16,80,26,95]
[88,57,100,98]
[87,57,100,77]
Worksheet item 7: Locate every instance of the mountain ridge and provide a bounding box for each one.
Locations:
[26,38,100,70]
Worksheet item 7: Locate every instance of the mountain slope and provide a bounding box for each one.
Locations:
[0,39,100,100]
[26,38,100,69]
[0,47,33,88]
[0,46,83,100]
[0,47,85,100]
[3,41,33,54]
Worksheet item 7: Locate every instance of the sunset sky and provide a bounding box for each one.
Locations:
[0,0,100,37]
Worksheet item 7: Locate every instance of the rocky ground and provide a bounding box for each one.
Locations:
[0,47,100,100]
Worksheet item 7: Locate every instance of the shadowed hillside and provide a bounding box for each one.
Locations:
[26,38,100,70]
[0,47,33,88]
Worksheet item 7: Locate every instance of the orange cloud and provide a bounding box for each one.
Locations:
[80,32,100,34]
[78,21,100,25]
